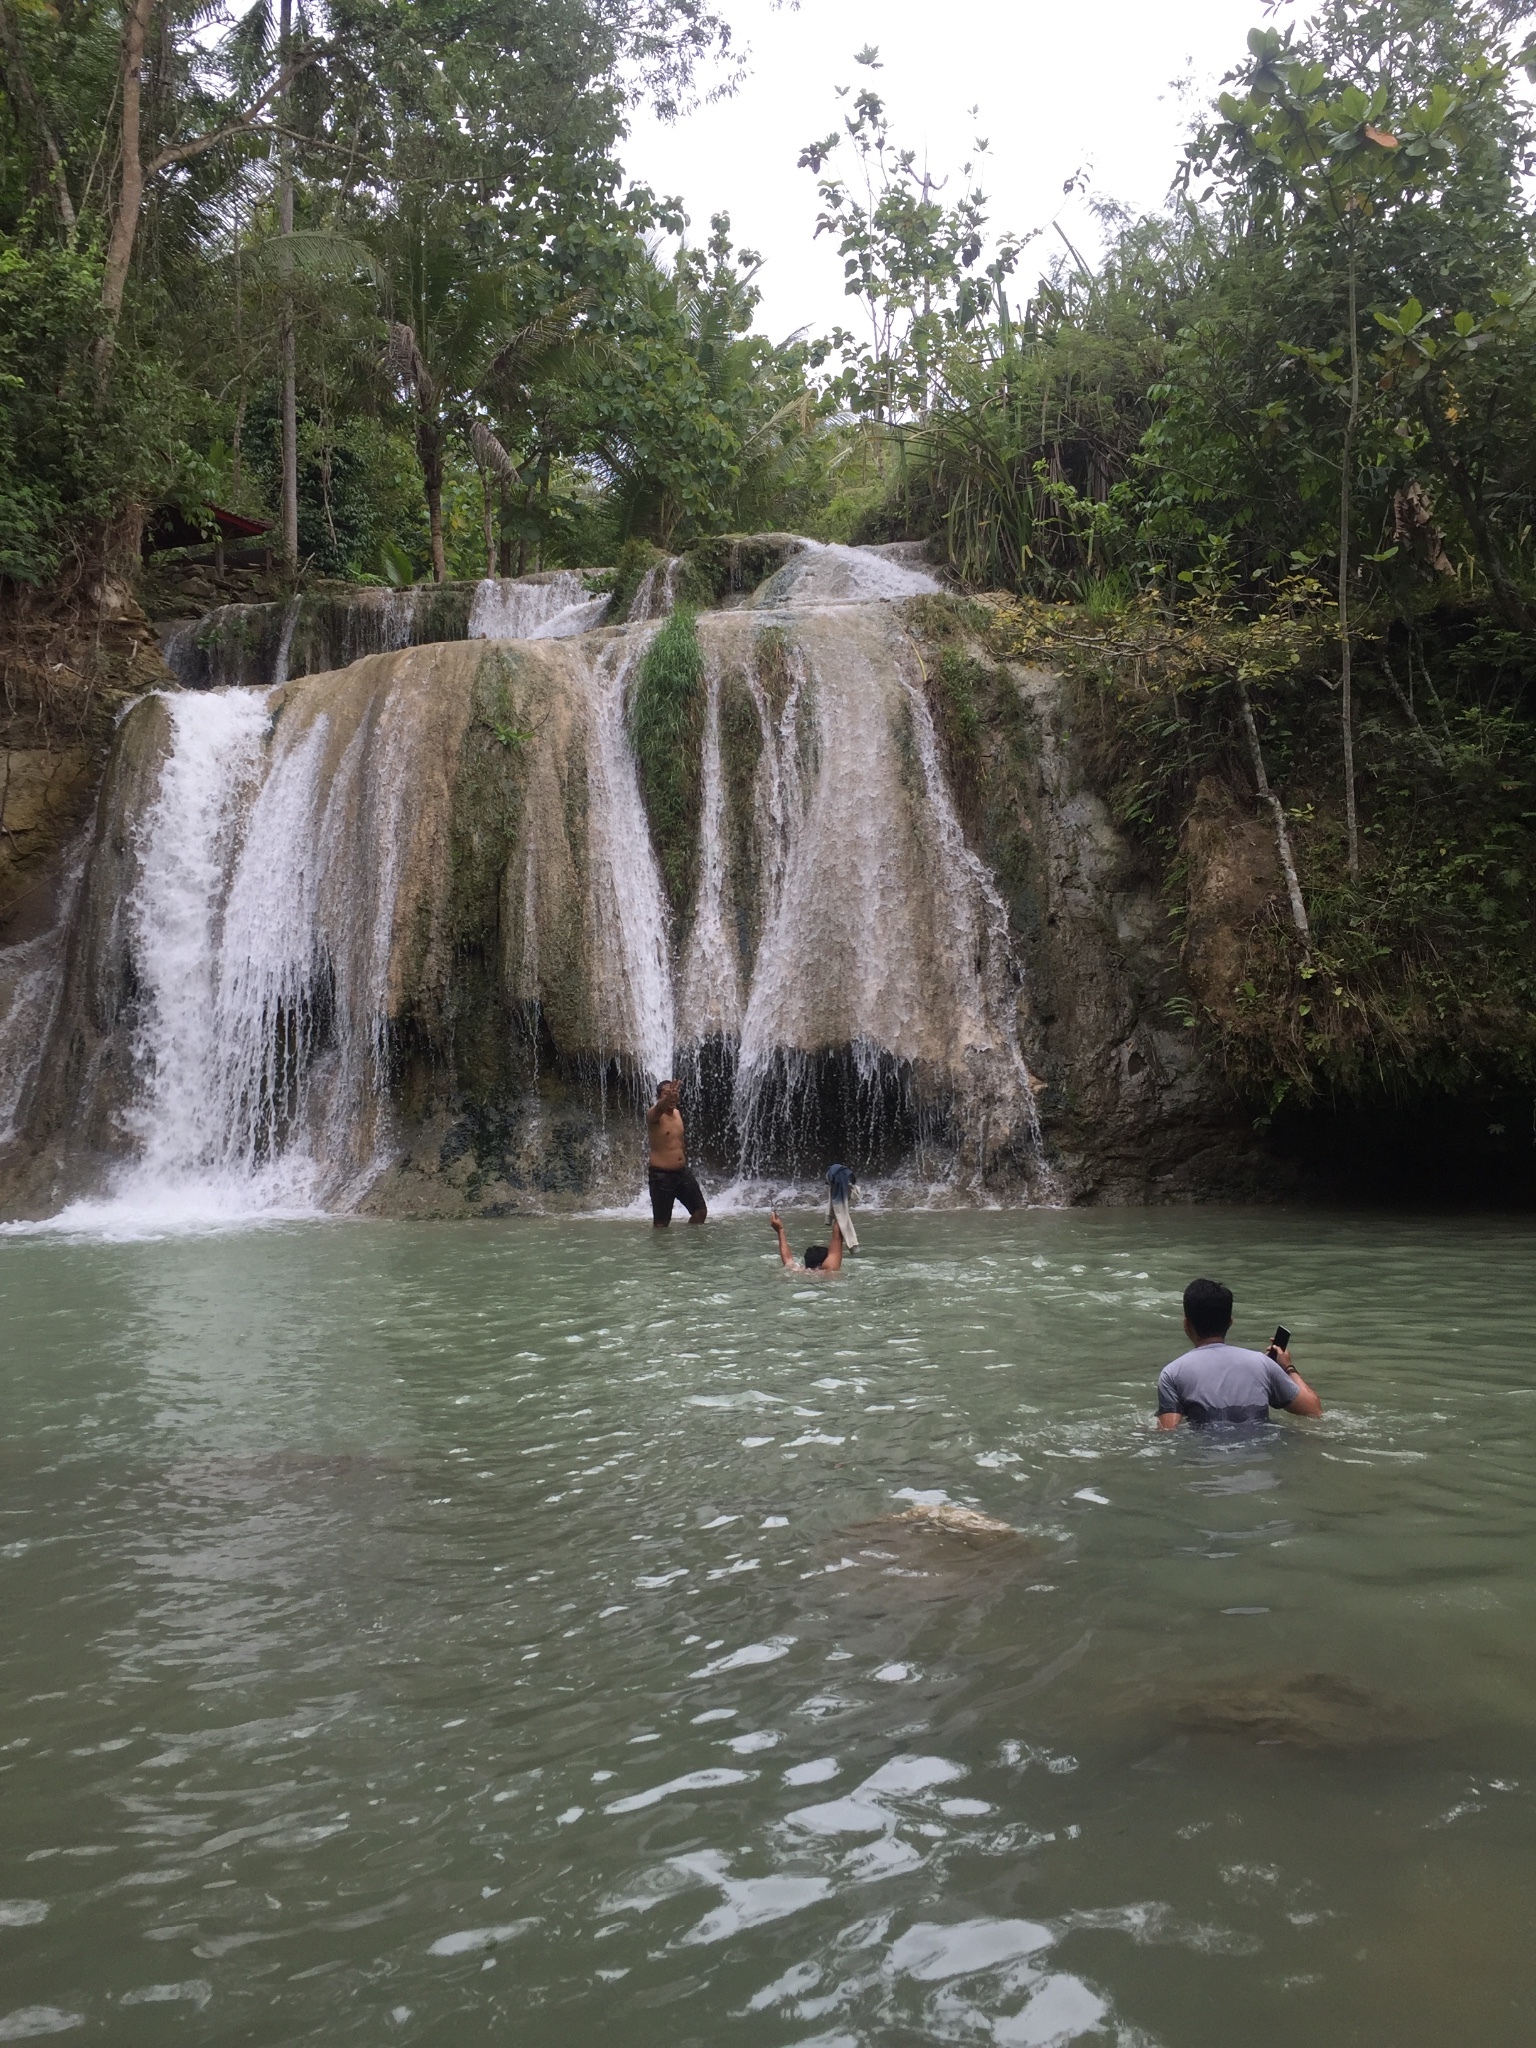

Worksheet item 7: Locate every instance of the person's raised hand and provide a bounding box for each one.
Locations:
[769,1210,782,1231]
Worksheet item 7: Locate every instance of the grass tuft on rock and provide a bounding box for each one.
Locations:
[630,606,706,917]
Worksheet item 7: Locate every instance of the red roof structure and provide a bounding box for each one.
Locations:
[143,502,273,554]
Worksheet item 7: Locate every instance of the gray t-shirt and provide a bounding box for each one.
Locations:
[1157,1342,1300,1426]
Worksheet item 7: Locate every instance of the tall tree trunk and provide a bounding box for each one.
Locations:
[278,0,299,570]
[1236,679,1310,945]
[96,0,155,377]
[422,422,446,582]
[1338,233,1361,881]
[0,0,76,231]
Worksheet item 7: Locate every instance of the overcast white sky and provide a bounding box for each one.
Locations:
[620,0,1292,341]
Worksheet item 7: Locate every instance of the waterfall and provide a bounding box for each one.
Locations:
[469,571,611,640]
[8,644,493,1229]
[714,601,1033,1178]
[88,687,321,1224]
[628,556,681,621]
[1,541,1059,1224]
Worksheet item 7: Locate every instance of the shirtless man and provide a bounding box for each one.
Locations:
[768,1211,845,1274]
[646,1080,707,1227]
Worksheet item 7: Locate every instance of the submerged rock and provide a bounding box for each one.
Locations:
[1165,1670,1420,1750]
[835,1503,1027,1584]
[865,1502,1019,1545]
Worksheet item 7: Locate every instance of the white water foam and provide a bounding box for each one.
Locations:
[750,540,942,609]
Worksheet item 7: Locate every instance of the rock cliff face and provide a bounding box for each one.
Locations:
[0,548,1279,1222]
[0,594,173,947]
[903,615,1278,1203]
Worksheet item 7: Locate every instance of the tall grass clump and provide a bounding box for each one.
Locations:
[629,606,706,916]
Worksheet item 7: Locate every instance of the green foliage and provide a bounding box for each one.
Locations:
[0,0,749,592]
[243,397,423,578]
[0,223,202,582]
[799,50,1018,421]
[628,606,706,914]
[972,586,1536,1101]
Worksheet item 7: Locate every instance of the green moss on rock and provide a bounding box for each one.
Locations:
[675,534,805,609]
[608,538,667,623]
[719,668,764,965]
[630,607,706,918]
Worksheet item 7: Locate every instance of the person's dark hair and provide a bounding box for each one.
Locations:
[1183,1276,1234,1339]
[804,1245,829,1270]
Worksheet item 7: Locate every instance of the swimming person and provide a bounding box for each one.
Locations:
[1156,1276,1322,1428]
[646,1080,707,1227]
[768,1211,845,1274]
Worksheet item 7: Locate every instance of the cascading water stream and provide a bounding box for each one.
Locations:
[627,557,682,622]
[676,672,743,1046]
[579,635,676,1087]
[270,597,302,687]
[469,571,611,641]
[99,687,325,1224]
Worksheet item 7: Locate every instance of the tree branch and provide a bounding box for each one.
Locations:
[0,0,75,230]
[1235,676,1311,947]
[146,52,321,173]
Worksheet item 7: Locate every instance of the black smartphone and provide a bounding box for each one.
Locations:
[1270,1325,1291,1355]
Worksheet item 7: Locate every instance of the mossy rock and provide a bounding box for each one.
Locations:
[629,607,706,919]
[719,667,764,968]
[675,534,806,609]
[608,538,667,623]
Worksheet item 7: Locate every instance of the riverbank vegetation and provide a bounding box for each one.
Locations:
[1,0,1533,1126]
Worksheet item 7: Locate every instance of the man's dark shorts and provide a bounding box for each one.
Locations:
[649,1165,707,1226]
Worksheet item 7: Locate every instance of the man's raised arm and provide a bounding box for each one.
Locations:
[768,1211,796,1269]
[822,1218,845,1273]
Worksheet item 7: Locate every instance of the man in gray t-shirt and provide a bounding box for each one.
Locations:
[1157,1277,1323,1428]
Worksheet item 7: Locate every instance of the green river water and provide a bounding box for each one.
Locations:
[1,1207,1532,2045]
